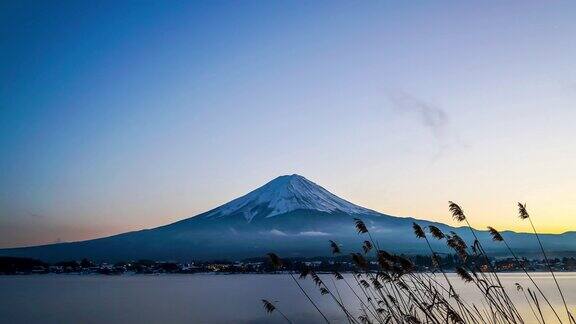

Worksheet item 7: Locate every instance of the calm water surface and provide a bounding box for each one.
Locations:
[1,273,575,323]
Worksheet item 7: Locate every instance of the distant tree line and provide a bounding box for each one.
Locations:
[2,255,575,275]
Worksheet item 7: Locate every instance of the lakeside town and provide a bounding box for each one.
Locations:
[2,255,576,275]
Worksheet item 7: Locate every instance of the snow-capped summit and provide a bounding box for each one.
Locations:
[203,174,378,222]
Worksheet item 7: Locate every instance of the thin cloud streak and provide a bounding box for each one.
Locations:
[266,229,330,237]
[28,212,47,219]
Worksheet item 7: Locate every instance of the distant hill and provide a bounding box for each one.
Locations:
[2,174,575,262]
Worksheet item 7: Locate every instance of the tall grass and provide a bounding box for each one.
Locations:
[262,202,574,323]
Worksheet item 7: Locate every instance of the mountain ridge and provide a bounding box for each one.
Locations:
[1,174,575,262]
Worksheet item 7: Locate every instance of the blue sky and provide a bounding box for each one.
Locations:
[2,1,576,247]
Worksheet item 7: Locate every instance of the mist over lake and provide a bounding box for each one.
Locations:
[1,273,575,324]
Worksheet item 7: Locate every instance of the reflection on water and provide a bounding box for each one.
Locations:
[0,273,575,323]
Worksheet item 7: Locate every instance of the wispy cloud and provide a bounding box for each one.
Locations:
[298,231,329,237]
[387,91,468,161]
[266,229,330,237]
[269,229,288,236]
[387,91,449,141]
[371,227,393,233]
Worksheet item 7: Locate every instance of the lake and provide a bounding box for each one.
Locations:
[1,273,575,323]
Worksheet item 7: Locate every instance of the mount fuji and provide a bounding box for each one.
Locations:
[1,174,575,262]
[200,174,379,222]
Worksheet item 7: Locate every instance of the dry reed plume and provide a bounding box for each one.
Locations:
[261,202,574,323]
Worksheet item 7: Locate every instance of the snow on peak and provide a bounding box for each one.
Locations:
[204,174,378,222]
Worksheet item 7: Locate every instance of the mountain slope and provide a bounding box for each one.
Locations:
[1,175,575,262]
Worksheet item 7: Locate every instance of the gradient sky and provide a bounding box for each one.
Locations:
[1,1,576,248]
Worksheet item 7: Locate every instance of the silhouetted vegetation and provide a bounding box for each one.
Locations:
[262,202,576,324]
[0,257,47,274]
